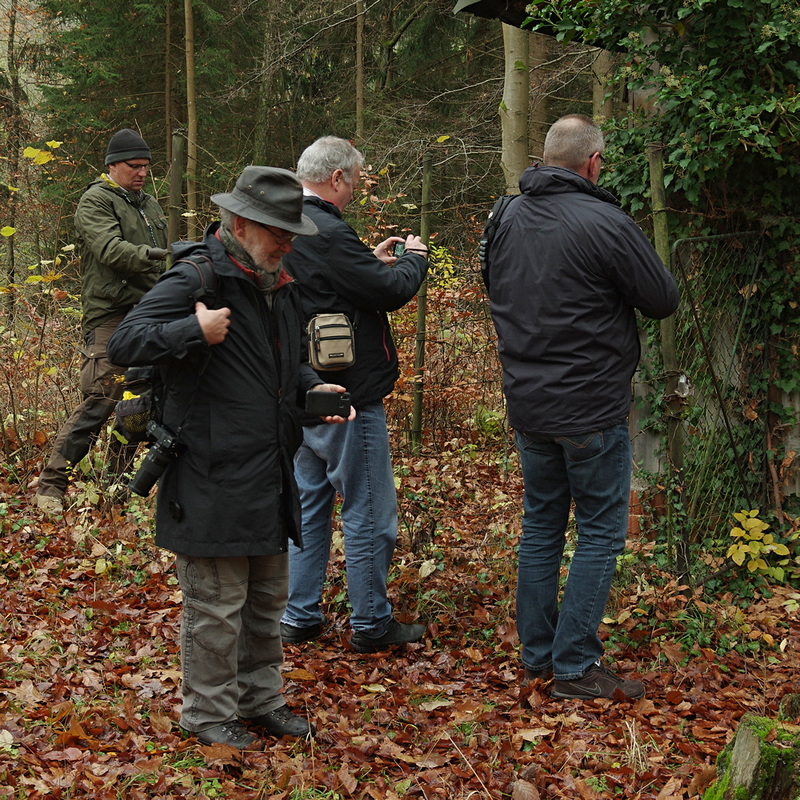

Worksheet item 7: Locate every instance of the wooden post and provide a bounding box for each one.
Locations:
[168,130,185,248]
[648,142,688,576]
[411,152,432,454]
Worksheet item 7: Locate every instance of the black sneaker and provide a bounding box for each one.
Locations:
[280,617,326,644]
[349,618,425,653]
[523,666,553,685]
[551,663,645,700]
[247,704,315,739]
[194,720,263,750]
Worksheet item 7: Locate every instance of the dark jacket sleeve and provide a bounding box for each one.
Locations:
[320,222,428,312]
[607,216,680,320]
[107,268,209,367]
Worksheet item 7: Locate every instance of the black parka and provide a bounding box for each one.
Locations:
[486,165,679,437]
[283,196,429,411]
[107,224,322,557]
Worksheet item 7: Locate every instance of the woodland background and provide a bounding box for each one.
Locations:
[1,1,800,798]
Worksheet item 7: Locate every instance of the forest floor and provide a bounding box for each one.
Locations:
[1,446,798,800]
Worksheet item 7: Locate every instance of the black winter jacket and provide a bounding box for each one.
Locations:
[486,165,679,437]
[283,196,428,412]
[107,223,322,557]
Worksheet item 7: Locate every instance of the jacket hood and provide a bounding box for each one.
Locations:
[519,164,620,208]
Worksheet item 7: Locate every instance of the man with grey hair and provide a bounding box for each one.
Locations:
[279,136,429,653]
[484,114,679,700]
[108,166,354,749]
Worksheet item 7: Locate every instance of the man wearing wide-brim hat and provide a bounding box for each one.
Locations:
[108,166,354,750]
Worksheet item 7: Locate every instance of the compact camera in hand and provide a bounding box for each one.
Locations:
[306,390,351,417]
[128,420,179,496]
[393,241,405,257]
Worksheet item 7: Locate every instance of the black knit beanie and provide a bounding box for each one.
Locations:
[104,129,151,165]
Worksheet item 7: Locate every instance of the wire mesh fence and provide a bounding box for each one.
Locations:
[663,231,767,556]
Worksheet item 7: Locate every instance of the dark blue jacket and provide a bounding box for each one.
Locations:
[283,196,428,413]
[107,223,321,557]
[486,165,679,436]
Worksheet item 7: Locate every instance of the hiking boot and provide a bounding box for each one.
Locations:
[280,616,326,644]
[246,705,315,739]
[551,662,645,701]
[35,492,64,516]
[523,666,553,685]
[194,720,263,750]
[349,618,425,654]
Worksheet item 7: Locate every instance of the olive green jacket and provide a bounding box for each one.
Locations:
[75,175,168,334]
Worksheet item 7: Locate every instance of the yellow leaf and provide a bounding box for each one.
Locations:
[283,667,316,681]
[436,135,451,143]
[1,226,15,237]
[773,544,790,556]
[46,140,63,149]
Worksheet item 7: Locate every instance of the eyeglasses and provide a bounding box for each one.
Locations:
[255,222,297,244]
[123,161,151,172]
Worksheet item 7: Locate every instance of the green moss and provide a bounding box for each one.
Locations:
[702,715,800,799]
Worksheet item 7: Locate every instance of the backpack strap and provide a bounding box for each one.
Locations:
[173,254,219,304]
[479,193,517,292]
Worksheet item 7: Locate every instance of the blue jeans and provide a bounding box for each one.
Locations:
[282,403,397,636]
[515,423,631,680]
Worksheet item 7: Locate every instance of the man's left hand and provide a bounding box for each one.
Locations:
[313,383,356,423]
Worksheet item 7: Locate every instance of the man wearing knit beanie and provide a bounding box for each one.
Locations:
[34,128,169,515]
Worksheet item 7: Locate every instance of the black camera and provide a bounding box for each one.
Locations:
[393,241,405,257]
[128,420,179,497]
[306,390,351,417]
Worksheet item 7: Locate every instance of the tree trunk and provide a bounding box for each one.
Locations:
[355,0,365,141]
[3,2,22,316]
[165,0,172,163]
[528,31,548,163]
[499,22,529,194]
[184,0,198,241]
[592,49,616,121]
[253,1,284,166]
[704,713,800,800]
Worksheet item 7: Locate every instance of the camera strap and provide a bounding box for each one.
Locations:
[479,193,517,292]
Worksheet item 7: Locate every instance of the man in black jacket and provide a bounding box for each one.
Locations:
[485,115,679,700]
[108,167,353,749]
[279,136,429,653]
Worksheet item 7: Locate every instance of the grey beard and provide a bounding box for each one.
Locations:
[218,222,280,297]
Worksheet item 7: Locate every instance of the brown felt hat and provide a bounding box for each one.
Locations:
[211,166,317,236]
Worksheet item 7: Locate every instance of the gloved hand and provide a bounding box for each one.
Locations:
[147,247,169,261]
